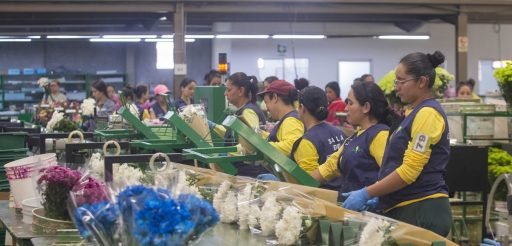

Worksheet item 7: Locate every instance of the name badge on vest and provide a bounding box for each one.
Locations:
[413,133,429,153]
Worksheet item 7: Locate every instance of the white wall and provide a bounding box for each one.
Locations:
[213,22,512,99]
[216,22,454,99]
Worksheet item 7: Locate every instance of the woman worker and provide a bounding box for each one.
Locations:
[258,80,304,156]
[311,82,393,201]
[208,72,267,177]
[289,86,345,191]
[342,51,452,237]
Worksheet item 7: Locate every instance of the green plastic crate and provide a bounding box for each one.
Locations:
[0,132,27,150]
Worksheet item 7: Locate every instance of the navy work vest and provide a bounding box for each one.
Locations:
[290,122,345,191]
[267,111,299,142]
[338,124,389,199]
[378,99,449,211]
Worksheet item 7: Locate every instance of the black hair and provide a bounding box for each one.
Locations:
[92,80,109,99]
[106,84,115,90]
[204,70,221,85]
[268,89,298,106]
[353,77,363,84]
[294,78,310,91]
[121,86,135,102]
[228,72,259,103]
[263,76,279,84]
[360,74,375,82]
[351,81,401,131]
[299,86,328,121]
[50,79,60,86]
[180,78,196,89]
[456,78,475,93]
[325,81,340,98]
[134,84,148,99]
[399,50,445,88]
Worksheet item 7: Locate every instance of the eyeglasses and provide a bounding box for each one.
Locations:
[394,77,417,86]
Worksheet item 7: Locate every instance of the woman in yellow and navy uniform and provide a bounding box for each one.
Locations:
[258,80,304,156]
[342,51,452,236]
[311,82,395,202]
[208,72,267,177]
[289,86,345,191]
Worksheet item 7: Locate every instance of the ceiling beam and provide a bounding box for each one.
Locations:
[1,0,512,5]
[185,3,456,15]
[0,3,174,13]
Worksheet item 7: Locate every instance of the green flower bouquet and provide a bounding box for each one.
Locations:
[378,67,454,104]
[493,61,512,103]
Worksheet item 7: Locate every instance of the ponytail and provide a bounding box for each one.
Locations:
[229,72,259,103]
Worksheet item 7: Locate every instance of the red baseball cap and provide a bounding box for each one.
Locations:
[257,80,295,97]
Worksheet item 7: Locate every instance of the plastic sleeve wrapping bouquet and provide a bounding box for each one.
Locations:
[178,104,212,146]
[171,164,457,246]
[71,153,220,246]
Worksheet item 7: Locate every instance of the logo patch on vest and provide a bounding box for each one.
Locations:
[413,133,429,153]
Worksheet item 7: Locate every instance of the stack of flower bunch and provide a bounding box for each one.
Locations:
[178,104,212,145]
[44,111,79,133]
[378,67,454,106]
[72,183,219,245]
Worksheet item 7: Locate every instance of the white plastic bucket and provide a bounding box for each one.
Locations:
[9,178,36,208]
[21,197,42,224]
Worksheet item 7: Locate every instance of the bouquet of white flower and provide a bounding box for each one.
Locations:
[81,98,96,117]
[46,111,64,132]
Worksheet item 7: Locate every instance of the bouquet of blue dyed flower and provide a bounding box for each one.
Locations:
[72,184,219,246]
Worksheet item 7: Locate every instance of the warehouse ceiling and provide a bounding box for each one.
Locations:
[0,0,512,35]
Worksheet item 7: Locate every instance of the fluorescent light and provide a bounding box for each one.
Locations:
[493,60,512,69]
[144,38,196,43]
[185,34,215,39]
[90,38,141,42]
[47,35,99,39]
[216,34,269,39]
[0,39,31,42]
[162,35,174,38]
[145,38,173,42]
[28,36,41,39]
[159,16,167,21]
[377,35,430,40]
[272,34,326,39]
[102,35,157,39]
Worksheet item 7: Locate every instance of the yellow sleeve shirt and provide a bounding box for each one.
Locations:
[317,129,389,180]
[395,107,445,184]
[213,108,260,138]
[269,117,304,156]
[292,139,321,174]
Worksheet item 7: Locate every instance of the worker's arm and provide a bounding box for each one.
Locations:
[293,139,320,173]
[312,147,343,182]
[367,108,445,197]
[369,130,389,166]
[268,117,304,156]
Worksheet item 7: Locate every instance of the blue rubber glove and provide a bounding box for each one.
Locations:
[363,197,379,211]
[342,188,371,211]
[481,238,501,246]
[256,173,280,181]
[207,120,216,130]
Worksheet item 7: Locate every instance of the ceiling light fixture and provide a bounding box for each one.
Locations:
[216,34,269,39]
[90,38,141,42]
[28,36,41,39]
[144,38,196,42]
[377,35,430,40]
[47,35,99,39]
[102,35,157,39]
[0,39,31,42]
[272,35,326,39]
[185,34,215,39]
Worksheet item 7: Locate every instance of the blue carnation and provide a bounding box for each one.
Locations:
[73,201,119,242]
[177,194,219,237]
